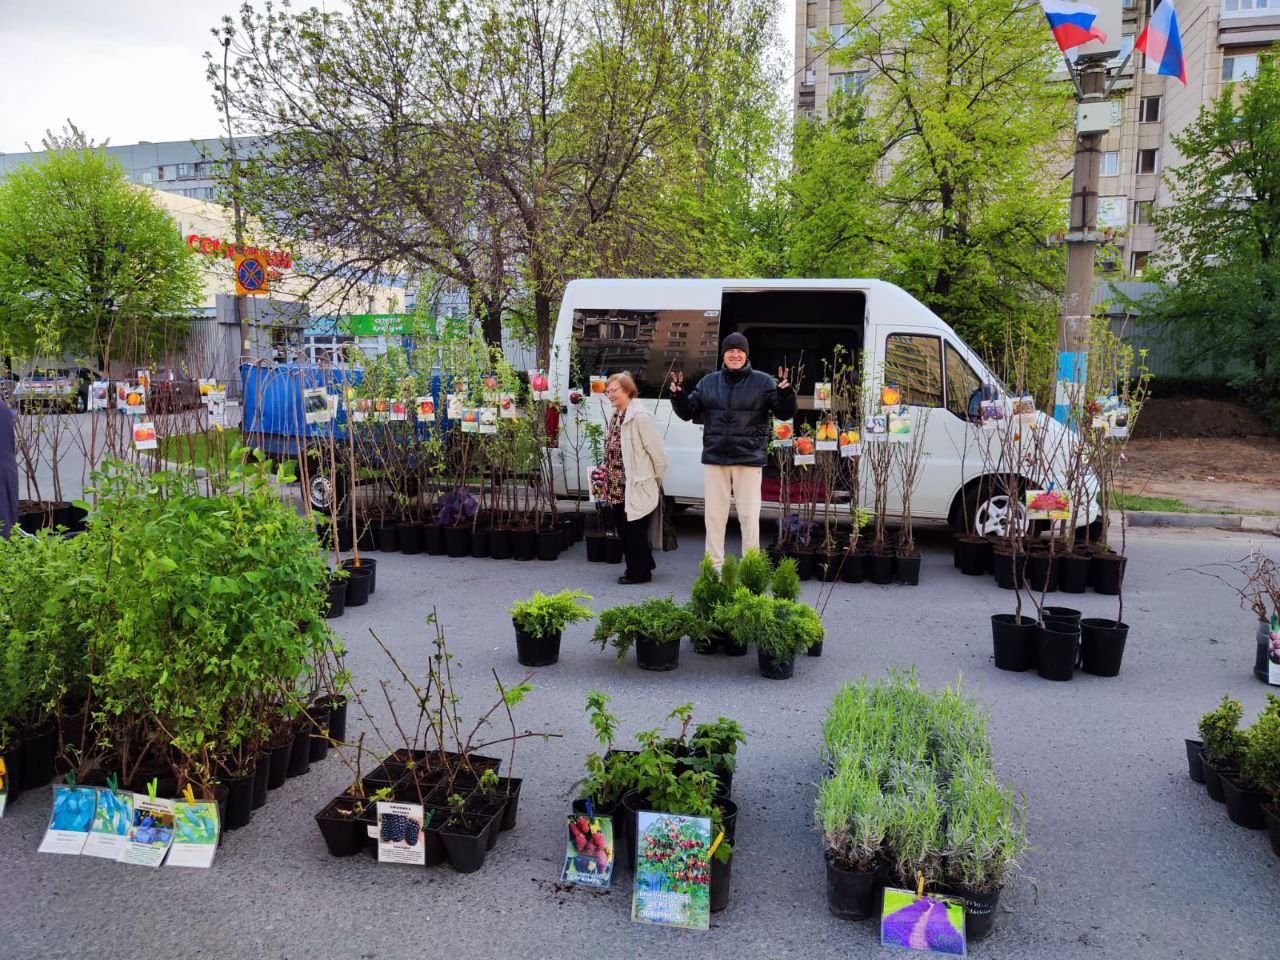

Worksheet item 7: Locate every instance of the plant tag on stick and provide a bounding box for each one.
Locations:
[889,409,912,441]
[840,426,861,458]
[376,801,428,865]
[864,414,887,441]
[207,391,228,429]
[304,387,330,424]
[88,380,110,411]
[168,799,220,868]
[561,811,614,888]
[82,788,134,859]
[119,794,175,867]
[630,811,712,931]
[389,399,409,422]
[880,885,967,956]
[132,421,158,451]
[38,785,97,855]
[118,381,147,416]
[814,381,832,410]
[590,375,608,396]
[499,393,520,418]
[415,396,436,422]
[772,419,794,447]
[478,406,498,434]
[1268,616,1280,686]
[1025,489,1070,521]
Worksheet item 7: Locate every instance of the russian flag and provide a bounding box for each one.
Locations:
[1039,0,1108,52]
[1136,0,1187,84]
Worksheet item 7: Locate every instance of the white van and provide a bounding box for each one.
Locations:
[551,278,1097,537]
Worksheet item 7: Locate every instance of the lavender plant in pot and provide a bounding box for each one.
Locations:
[817,754,889,921]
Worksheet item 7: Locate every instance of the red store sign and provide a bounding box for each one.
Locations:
[186,234,292,273]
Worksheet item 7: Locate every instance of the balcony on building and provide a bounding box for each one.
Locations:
[1220,0,1280,45]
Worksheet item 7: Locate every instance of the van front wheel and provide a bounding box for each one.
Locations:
[966,488,1028,540]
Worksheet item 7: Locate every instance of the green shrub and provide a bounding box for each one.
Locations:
[1241,696,1280,800]
[944,759,1028,893]
[1199,693,1245,769]
[509,589,594,638]
[713,589,823,660]
[739,548,773,594]
[771,557,801,601]
[591,596,698,660]
[689,555,728,620]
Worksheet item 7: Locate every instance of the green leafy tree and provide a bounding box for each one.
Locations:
[0,148,204,364]
[1144,54,1280,406]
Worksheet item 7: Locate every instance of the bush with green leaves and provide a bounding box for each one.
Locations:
[818,749,890,872]
[689,555,730,621]
[712,588,823,660]
[1241,695,1280,799]
[771,557,801,601]
[1198,693,1245,769]
[738,548,773,595]
[591,596,699,660]
[510,589,594,639]
[944,758,1028,893]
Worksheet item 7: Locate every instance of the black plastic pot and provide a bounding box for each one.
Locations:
[1185,739,1205,783]
[621,790,644,871]
[1036,622,1079,681]
[18,721,56,790]
[1263,804,1280,858]
[223,771,254,830]
[584,533,607,563]
[469,526,491,558]
[287,724,312,778]
[512,528,538,561]
[536,528,562,561]
[356,523,375,552]
[992,550,1024,590]
[1202,757,1226,803]
[757,649,795,679]
[825,856,881,921]
[398,522,425,555]
[795,550,816,581]
[1091,552,1127,595]
[709,847,733,912]
[267,738,292,789]
[1080,618,1128,677]
[841,549,866,583]
[818,554,842,582]
[604,536,624,565]
[635,637,680,671]
[566,513,587,544]
[336,522,355,552]
[376,522,400,552]
[440,815,491,872]
[444,525,471,558]
[340,557,376,594]
[514,623,562,667]
[307,707,332,762]
[1025,552,1058,593]
[251,753,270,810]
[952,885,1002,941]
[324,576,348,619]
[1043,606,1082,629]
[496,778,522,831]
[343,566,372,607]
[692,629,720,655]
[315,797,366,857]
[1057,553,1091,593]
[807,641,823,657]
[957,537,993,577]
[894,551,921,586]
[423,523,447,556]
[721,633,749,657]
[991,614,1037,672]
[868,550,894,585]
[490,528,514,560]
[1222,773,1268,829]
[322,698,349,743]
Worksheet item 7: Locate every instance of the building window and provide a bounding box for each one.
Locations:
[1109,34,1135,67]
[156,166,166,180]
[1100,151,1120,177]
[1122,0,1136,8]
[1137,149,1159,174]
[1223,54,1259,81]
[1131,251,1149,275]
[1133,200,1154,225]
[1139,96,1162,123]
[1223,0,1276,15]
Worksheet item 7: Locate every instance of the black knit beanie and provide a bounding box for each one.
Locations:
[721,332,750,357]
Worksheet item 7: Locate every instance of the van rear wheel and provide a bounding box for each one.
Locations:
[965,487,1028,540]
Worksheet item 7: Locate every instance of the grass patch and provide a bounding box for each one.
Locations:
[158,428,245,470]
[1112,493,1278,516]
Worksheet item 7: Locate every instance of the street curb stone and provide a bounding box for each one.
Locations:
[1126,510,1279,534]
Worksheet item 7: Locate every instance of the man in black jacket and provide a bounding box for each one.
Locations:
[669,332,795,568]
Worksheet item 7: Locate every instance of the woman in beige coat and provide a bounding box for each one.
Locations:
[602,372,668,584]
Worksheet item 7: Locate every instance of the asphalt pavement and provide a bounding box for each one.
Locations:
[1,520,1277,960]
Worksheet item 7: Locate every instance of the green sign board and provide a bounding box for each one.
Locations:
[339,314,469,338]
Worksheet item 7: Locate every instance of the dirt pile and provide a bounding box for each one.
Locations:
[1135,397,1273,439]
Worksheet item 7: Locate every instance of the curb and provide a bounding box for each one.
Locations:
[1127,510,1280,534]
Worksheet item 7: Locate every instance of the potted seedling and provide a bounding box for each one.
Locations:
[1221,696,1280,831]
[864,388,896,585]
[509,589,594,667]
[572,692,636,846]
[1243,699,1280,856]
[591,597,699,672]
[892,407,929,586]
[818,751,890,921]
[1198,693,1244,805]
[713,589,823,680]
[688,555,730,655]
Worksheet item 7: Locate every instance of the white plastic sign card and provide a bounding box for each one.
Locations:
[481,375,501,403]
[816,419,839,452]
[118,795,175,867]
[771,419,794,447]
[446,394,463,420]
[561,811,614,889]
[88,381,111,411]
[168,801,220,868]
[1013,395,1037,427]
[352,398,371,423]
[371,399,390,422]
[133,421,159,451]
[840,427,862,459]
[0,756,8,817]
[478,407,498,434]
[82,788,134,860]
[864,414,888,441]
[304,387,330,425]
[979,400,1003,430]
[630,811,712,931]
[376,801,427,865]
[460,408,479,433]
[794,452,816,466]
[207,393,228,429]
[499,393,520,419]
[118,382,147,416]
[1267,617,1279,686]
[1025,489,1071,522]
[38,785,97,855]
[529,370,552,401]
[889,411,912,442]
[814,382,832,410]
[589,375,608,398]
[879,886,967,956]
[415,396,436,422]
[389,399,409,422]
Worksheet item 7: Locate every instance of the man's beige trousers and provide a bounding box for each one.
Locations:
[703,464,762,568]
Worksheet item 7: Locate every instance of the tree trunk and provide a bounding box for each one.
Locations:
[480,299,503,347]
[535,290,552,369]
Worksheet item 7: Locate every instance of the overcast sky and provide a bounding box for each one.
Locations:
[0,0,796,155]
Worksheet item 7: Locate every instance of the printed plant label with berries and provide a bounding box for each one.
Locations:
[376,801,428,865]
[560,812,615,889]
[630,811,712,931]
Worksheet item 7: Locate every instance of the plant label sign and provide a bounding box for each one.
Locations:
[499,393,520,419]
[528,370,552,401]
[1025,489,1070,522]
[561,812,614,889]
[864,414,888,441]
[880,887,967,956]
[771,419,794,447]
[88,380,111,411]
[478,407,498,434]
[590,375,608,396]
[389,400,409,422]
[979,400,1004,430]
[304,387,331,425]
[888,409,912,441]
[415,395,436,422]
[1268,617,1280,686]
[207,391,228,428]
[840,426,861,459]
[461,408,479,433]
[1013,395,1037,427]
[814,381,832,410]
[82,788,134,860]
[118,381,147,416]
[446,393,463,420]
[133,420,158,451]
[630,811,712,931]
[38,785,98,855]
[0,756,8,817]
[168,800,220,868]
[118,795,175,867]
[376,801,428,865]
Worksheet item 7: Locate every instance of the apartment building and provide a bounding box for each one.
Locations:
[794,0,1279,278]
